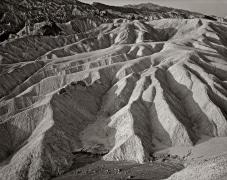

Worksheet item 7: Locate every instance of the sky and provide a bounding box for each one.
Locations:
[81,0,227,17]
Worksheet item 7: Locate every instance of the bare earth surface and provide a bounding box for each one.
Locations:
[53,153,184,180]
[0,5,227,179]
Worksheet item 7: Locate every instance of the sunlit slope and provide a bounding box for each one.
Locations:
[0,19,227,180]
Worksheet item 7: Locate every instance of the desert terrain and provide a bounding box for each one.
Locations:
[0,1,227,180]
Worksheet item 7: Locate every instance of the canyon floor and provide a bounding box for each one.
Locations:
[53,136,227,180]
[54,155,184,180]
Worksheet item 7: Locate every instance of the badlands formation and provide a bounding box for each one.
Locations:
[0,1,227,180]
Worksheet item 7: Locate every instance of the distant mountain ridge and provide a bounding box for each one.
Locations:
[0,0,226,42]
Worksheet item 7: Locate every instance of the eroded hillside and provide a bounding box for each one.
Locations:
[1,0,226,42]
[0,16,227,180]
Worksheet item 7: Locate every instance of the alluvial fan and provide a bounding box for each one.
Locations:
[0,17,227,180]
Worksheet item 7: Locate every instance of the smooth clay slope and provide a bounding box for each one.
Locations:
[0,18,227,180]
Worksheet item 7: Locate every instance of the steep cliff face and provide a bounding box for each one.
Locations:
[0,17,227,179]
